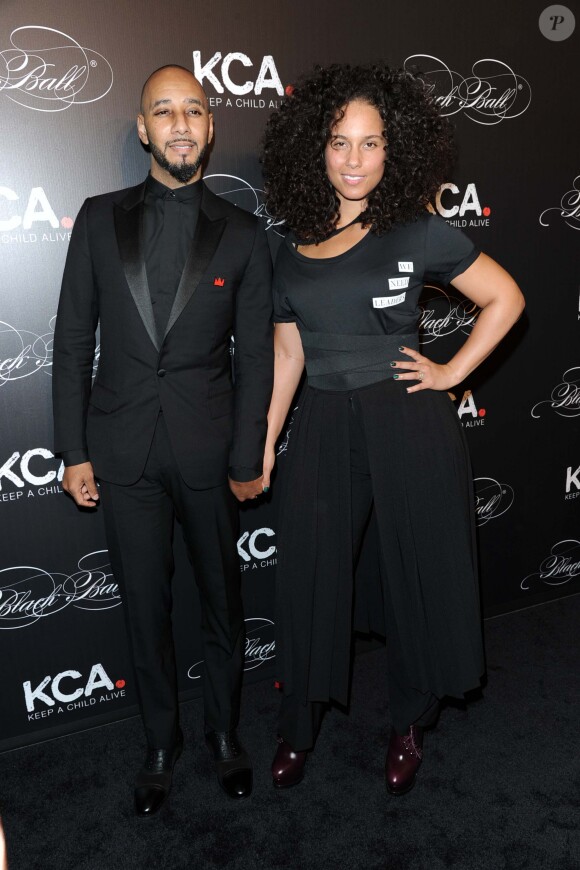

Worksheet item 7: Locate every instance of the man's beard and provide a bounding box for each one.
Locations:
[149,140,207,184]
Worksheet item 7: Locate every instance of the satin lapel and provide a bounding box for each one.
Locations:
[114,201,160,352]
[163,210,226,339]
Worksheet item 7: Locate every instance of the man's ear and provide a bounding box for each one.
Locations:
[137,114,149,146]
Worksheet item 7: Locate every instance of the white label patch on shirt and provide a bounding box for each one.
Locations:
[388,276,410,290]
[373,292,406,308]
[398,261,413,272]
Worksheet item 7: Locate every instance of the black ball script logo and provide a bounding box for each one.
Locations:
[0,26,113,112]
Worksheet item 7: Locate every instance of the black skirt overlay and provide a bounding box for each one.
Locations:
[276,375,485,709]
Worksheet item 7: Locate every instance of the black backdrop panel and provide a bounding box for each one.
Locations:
[0,0,578,749]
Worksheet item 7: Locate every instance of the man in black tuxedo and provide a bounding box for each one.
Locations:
[52,65,273,815]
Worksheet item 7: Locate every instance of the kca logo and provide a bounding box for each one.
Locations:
[0,186,74,243]
[0,448,63,493]
[565,464,580,500]
[434,182,491,228]
[23,663,126,720]
[193,51,283,101]
[449,389,487,427]
[238,527,276,568]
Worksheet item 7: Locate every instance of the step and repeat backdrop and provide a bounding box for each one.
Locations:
[0,0,578,750]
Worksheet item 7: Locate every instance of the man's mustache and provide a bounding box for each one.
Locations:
[165,138,198,147]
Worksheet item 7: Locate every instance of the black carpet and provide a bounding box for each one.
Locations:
[2,595,580,870]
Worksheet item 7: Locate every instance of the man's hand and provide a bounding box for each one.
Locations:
[228,476,264,502]
[62,461,99,508]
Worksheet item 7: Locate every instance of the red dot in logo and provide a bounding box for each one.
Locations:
[482,207,491,217]
[284,84,294,96]
[115,679,126,689]
[478,408,486,417]
[61,216,74,228]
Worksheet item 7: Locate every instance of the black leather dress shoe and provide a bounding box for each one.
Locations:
[205,730,252,799]
[272,735,307,788]
[385,725,423,796]
[134,732,183,817]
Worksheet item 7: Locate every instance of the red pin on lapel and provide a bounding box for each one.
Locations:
[214,277,226,286]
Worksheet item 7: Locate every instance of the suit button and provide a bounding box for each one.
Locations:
[157,369,166,377]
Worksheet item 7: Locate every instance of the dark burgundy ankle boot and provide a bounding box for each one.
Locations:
[385,724,423,795]
[271,735,308,788]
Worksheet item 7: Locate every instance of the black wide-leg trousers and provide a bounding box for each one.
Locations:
[278,393,439,751]
[100,413,243,749]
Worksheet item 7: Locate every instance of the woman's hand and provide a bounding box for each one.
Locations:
[262,442,276,491]
[391,346,459,394]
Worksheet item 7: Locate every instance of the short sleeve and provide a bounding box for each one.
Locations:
[273,279,296,322]
[424,215,480,285]
[272,240,297,323]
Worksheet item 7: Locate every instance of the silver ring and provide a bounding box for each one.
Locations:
[418,370,424,381]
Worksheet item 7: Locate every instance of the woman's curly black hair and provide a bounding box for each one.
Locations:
[260,62,455,243]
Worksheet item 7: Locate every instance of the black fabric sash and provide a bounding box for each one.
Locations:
[299,330,420,391]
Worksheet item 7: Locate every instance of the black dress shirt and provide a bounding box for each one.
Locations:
[143,174,201,342]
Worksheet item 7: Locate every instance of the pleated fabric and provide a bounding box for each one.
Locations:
[275,376,485,709]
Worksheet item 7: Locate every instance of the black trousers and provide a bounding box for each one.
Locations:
[278,392,439,751]
[100,413,243,749]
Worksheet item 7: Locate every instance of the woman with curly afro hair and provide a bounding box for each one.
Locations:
[260,62,524,796]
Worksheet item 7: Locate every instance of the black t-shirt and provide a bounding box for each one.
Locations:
[273,213,479,336]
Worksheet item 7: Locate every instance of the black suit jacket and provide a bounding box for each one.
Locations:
[52,180,273,488]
